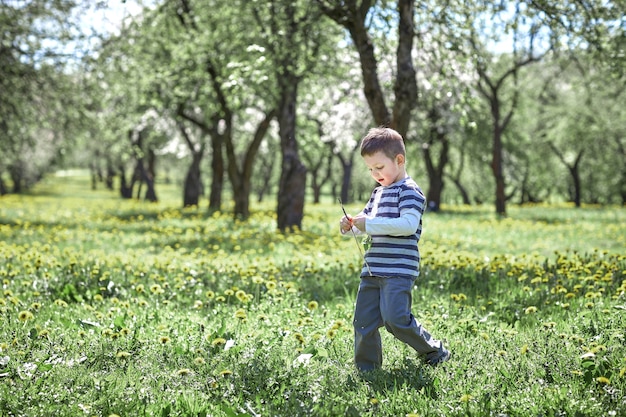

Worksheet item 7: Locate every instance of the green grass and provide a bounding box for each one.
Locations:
[0,172,625,416]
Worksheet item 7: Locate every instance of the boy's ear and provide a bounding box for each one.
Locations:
[396,154,405,165]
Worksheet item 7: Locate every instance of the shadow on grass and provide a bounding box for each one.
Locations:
[358,360,439,400]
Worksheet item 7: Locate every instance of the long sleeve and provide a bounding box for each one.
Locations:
[365,208,421,236]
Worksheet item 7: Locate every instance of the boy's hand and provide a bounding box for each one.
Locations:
[352,214,366,232]
[340,215,353,233]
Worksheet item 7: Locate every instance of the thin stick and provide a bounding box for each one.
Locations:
[338,198,372,276]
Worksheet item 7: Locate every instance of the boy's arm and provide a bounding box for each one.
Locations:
[364,208,421,236]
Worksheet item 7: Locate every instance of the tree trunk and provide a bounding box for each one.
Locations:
[183,151,204,207]
[256,155,275,203]
[390,0,417,137]
[105,158,115,190]
[276,80,306,231]
[310,152,333,204]
[492,125,506,216]
[0,171,7,195]
[9,162,23,193]
[340,162,354,205]
[143,149,158,202]
[208,132,224,213]
[448,175,471,205]
[621,169,626,206]
[90,162,98,190]
[422,108,450,212]
[228,109,275,219]
[569,151,584,207]
[119,164,132,199]
[549,143,584,207]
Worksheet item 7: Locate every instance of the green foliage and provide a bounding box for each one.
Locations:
[0,173,625,416]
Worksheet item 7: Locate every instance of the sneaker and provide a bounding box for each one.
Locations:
[427,349,451,366]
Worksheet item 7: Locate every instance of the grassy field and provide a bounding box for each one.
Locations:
[0,172,625,416]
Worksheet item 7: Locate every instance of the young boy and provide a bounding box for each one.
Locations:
[340,127,450,371]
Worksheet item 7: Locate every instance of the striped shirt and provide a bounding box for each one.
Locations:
[359,176,425,279]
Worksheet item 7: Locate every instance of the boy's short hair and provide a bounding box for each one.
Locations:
[360,127,406,160]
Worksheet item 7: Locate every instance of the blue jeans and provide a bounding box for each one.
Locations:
[353,276,445,371]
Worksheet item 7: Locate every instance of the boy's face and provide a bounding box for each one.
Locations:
[363,151,406,187]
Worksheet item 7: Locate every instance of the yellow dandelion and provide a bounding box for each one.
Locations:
[194,357,206,365]
[480,333,489,341]
[252,276,264,285]
[619,367,626,378]
[176,368,193,376]
[327,329,337,339]
[54,299,68,308]
[234,309,247,320]
[460,394,472,403]
[18,311,34,322]
[30,302,42,310]
[258,314,268,322]
[332,320,345,330]
[120,328,131,336]
[520,344,529,355]
[215,296,226,303]
[307,301,319,310]
[497,350,507,356]
[193,300,203,309]
[294,332,305,344]
[211,337,227,347]
[93,294,103,302]
[116,351,131,359]
[235,290,247,303]
[266,281,277,290]
[159,336,171,344]
[150,284,164,294]
[220,369,233,377]
[224,289,234,297]
[205,290,215,299]
[370,398,379,405]
[596,376,610,385]
[136,284,145,293]
[524,306,537,314]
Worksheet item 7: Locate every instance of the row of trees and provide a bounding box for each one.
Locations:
[1,0,624,229]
